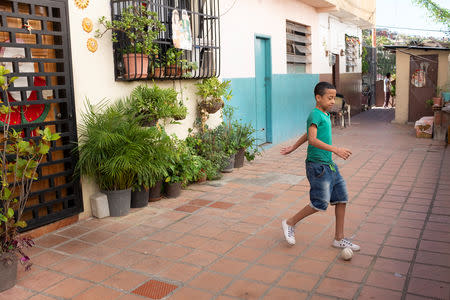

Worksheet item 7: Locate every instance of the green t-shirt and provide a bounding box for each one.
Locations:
[306,108,333,164]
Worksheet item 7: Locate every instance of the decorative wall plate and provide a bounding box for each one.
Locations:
[82,17,93,33]
[75,0,89,9]
[87,38,98,52]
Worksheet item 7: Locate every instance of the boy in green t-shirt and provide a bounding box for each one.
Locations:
[281,82,360,251]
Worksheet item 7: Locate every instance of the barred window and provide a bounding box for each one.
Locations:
[110,0,220,81]
[286,20,311,74]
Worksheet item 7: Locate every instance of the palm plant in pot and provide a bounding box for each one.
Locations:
[96,5,165,79]
[0,67,60,292]
[75,100,153,216]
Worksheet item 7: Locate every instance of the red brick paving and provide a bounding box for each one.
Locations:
[4,109,450,299]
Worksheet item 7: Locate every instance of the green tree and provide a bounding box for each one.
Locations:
[362,30,396,76]
[412,0,450,33]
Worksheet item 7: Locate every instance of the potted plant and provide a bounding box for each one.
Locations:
[96,5,166,79]
[128,84,187,126]
[425,99,434,108]
[0,66,60,292]
[196,77,232,114]
[75,101,154,216]
[165,47,184,77]
[432,85,443,107]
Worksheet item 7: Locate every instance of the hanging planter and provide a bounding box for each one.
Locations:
[199,98,224,114]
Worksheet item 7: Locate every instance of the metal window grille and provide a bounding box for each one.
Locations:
[286,20,311,74]
[110,0,220,81]
[0,0,82,231]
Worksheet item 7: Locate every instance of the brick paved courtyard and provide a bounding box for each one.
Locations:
[2,108,449,300]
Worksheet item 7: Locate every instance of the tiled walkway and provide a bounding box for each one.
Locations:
[2,108,449,300]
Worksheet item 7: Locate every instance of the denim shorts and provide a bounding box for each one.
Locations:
[305,161,348,211]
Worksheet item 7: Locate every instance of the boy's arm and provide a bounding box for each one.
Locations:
[308,125,352,160]
[280,133,307,155]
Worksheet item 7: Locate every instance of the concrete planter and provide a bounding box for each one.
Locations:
[102,189,131,217]
[0,253,17,292]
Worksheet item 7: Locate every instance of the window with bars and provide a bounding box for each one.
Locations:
[110,0,220,81]
[286,20,311,74]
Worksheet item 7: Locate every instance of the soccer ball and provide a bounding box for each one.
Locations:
[341,247,353,260]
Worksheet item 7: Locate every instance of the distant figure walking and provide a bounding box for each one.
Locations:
[384,73,391,108]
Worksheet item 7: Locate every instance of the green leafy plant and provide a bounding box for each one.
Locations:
[96,5,166,55]
[425,99,434,107]
[126,84,187,125]
[75,100,160,191]
[0,66,60,270]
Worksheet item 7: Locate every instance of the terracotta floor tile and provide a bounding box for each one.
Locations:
[291,257,330,275]
[226,246,264,262]
[189,271,233,293]
[131,255,171,274]
[208,257,249,275]
[57,225,91,238]
[196,239,237,255]
[405,294,432,300]
[327,264,367,282]
[224,279,270,299]
[169,286,213,300]
[44,278,92,298]
[78,244,121,261]
[302,246,339,262]
[412,263,450,282]
[49,257,95,275]
[159,261,202,282]
[0,286,34,300]
[190,224,227,238]
[242,265,283,284]
[270,241,308,256]
[127,239,165,254]
[385,236,418,249]
[175,204,202,213]
[257,252,296,269]
[419,240,450,254]
[153,244,193,260]
[390,226,422,239]
[73,285,124,300]
[54,240,92,255]
[117,294,150,300]
[415,250,450,267]
[18,269,66,292]
[209,201,234,209]
[34,234,69,248]
[407,277,450,299]
[189,199,213,206]
[28,295,56,300]
[101,233,137,249]
[32,250,68,267]
[316,278,359,299]
[264,287,307,299]
[102,270,149,291]
[242,215,272,225]
[277,271,319,291]
[132,279,178,299]
[148,230,184,243]
[103,250,149,268]
[252,192,275,200]
[366,270,405,291]
[380,246,415,261]
[336,254,374,268]
[181,249,219,267]
[76,263,121,282]
[216,230,249,243]
[358,286,402,300]
[78,230,116,244]
[174,234,210,248]
[359,242,382,256]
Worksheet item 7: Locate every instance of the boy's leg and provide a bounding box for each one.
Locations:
[287,205,317,227]
[334,203,346,240]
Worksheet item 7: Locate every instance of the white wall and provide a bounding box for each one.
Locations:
[67,2,220,218]
[315,13,362,74]
[219,0,319,78]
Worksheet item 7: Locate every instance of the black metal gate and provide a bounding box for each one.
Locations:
[0,0,82,231]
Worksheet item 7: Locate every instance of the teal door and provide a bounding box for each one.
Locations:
[255,37,271,144]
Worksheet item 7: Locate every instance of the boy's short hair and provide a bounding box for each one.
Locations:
[386,72,391,77]
[314,82,336,96]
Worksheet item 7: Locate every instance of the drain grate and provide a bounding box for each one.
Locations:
[132,280,178,299]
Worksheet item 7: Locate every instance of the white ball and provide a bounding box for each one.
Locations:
[341,247,353,260]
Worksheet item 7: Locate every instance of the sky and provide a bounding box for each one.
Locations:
[376,0,449,39]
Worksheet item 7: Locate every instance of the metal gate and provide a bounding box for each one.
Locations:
[408,54,438,122]
[0,0,82,231]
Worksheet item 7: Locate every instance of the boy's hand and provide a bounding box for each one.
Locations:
[280,145,295,155]
[334,147,352,160]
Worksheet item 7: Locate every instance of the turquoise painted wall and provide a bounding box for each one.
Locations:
[226,74,319,146]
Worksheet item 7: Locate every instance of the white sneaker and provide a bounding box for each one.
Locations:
[332,238,360,251]
[282,220,295,245]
